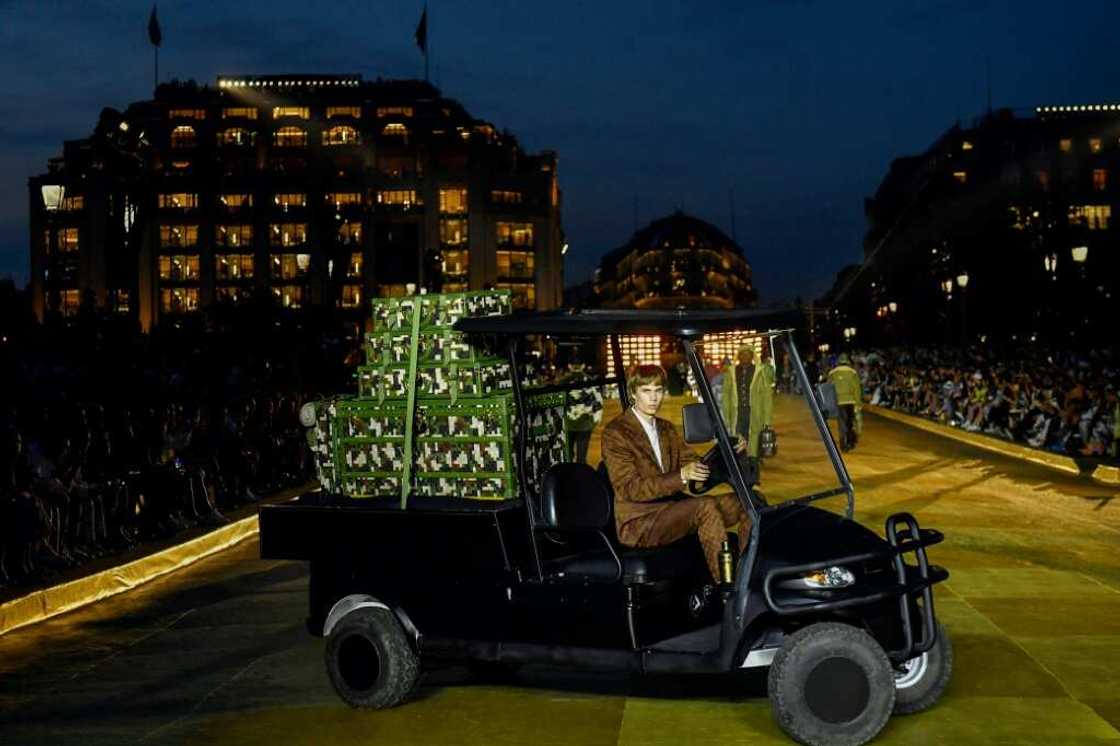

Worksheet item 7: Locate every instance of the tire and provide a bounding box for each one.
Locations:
[767,623,895,746]
[324,606,420,709]
[892,622,952,715]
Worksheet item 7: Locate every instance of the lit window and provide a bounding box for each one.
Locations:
[61,195,84,211]
[440,219,468,245]
[170,160,191,170]
[159,193,199,209]
[1093,169,1108,191]
[337,221,362,245]
[1069,204,1111,230]
[270,223,308,247]
[442,282,468,293]
[497,250,534,278]
[60,289,81,316]
[58,227,80,253]
[491,190,523,205]
[496,283,535,310]
[271,253,312,280]
[340,284,363,308]
[271,285,305,308]
[441,249,469,278]
[216,286,248,304]
[216,254,254,280]
[961,141,973,151]
[326,192,362,207]
[952,171,967,184]
[272,106,310,119]
[169,108,206,120]
[216,224,253,247]
[1090,138,1103,153]
[347,252,363,277]
[222,107,258,120]
[160,287,200,313]
[159,225,198,248]
[1059,138,1072,152]
[496,222,533,246]
[219,193,253,208]
[273,126,307,147]
[439,188,468,214]
[158,255,200,281]
[112,289,130,314]
[326,106,361,119]
[382,123,409,137]
[273,193,307,210]
[377,106,413,118]
[170,125,196,148]
[323,125,361,146]
[219,128,255,146]
[377,190,420,208]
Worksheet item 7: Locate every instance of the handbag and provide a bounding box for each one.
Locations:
[759,425,777,458]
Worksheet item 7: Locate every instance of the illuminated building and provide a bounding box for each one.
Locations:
[28,75,563,329]
[829,105,1120,345]
[594,211,755,310]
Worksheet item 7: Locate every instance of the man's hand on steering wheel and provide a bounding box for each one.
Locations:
[733,436,748,454]
[680,461,710,486]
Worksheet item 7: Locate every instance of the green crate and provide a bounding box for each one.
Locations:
[416,396,515,438]
[370,290,512,332]
[333,398,410,438]
[338,473,404,498]
[359,360,513,400]
[413,473,515,500]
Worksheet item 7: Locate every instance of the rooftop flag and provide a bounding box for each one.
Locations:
[148,5,162,47]
[415,5,427,54]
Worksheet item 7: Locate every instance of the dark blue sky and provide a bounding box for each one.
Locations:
[1,0,1117,302]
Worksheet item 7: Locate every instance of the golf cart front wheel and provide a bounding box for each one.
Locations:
[767,622,895,746]
[324,606,419,709]
[893,622,952,715]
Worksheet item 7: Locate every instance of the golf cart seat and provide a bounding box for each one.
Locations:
[538,462,708,584]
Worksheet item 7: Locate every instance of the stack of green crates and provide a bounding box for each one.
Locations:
[318,289,519,504]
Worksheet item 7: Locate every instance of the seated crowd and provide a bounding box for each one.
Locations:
[852,346,1119,460]
[0,316,353,590]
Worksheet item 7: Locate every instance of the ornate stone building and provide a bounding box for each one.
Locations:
[29,74,563,330]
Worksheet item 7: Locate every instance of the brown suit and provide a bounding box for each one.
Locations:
[601,408,749,582]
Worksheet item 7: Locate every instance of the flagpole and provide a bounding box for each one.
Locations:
[154,46,159,93]
[424,2,430,83]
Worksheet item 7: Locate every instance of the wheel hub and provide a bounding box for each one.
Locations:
[893,652,929,689]
[804,656,871,724]
[338,633,382,692]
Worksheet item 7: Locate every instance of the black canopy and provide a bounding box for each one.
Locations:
[453,307,802,337]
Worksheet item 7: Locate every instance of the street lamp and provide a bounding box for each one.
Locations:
[888,301,897,313]
[1044,253,1058,275]
[1071,245,1089,263]
[956,272,970,344]
[956,272,969,288]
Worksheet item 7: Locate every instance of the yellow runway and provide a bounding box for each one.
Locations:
[1,396,1118,744]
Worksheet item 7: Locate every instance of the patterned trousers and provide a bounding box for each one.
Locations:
[622,493,750,583]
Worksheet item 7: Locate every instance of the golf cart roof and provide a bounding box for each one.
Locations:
[454,308,802,337]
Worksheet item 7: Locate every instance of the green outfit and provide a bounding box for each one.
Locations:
[827,364,863,449]
[748,362,775,457]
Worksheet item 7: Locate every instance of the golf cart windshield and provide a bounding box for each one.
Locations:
[693,330,850,512]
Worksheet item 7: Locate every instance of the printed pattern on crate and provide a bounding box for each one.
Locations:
[413,397,516,500]
[520,391,567,499]
[370,290,511,332]
[358,361,513,400]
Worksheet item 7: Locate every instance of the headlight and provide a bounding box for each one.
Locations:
[299,402,317,428]
[779,565,855,590]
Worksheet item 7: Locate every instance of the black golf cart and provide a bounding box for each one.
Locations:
[259,309,951,746]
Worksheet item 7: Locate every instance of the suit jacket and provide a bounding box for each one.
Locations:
[601,408,698,542]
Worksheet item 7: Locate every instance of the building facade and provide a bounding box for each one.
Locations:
[826,105,1120,346]
[29,75,563,330]
[593,211,756,310]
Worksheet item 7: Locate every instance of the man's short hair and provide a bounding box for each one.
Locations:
[626,364,667,397]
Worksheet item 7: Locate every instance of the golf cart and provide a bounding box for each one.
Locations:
[259,309,951,746]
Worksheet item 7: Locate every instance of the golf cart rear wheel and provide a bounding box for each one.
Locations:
[325,607,419,708]
[768,622,895,746]
[893,622,952,715]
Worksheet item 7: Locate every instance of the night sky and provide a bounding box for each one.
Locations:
[1,0,1117,303]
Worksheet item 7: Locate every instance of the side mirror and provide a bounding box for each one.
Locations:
[815,383,840,419]
[682,403,715,444]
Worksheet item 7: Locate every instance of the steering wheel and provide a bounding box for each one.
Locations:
[688,443,759,494]
[688,444,730,494]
